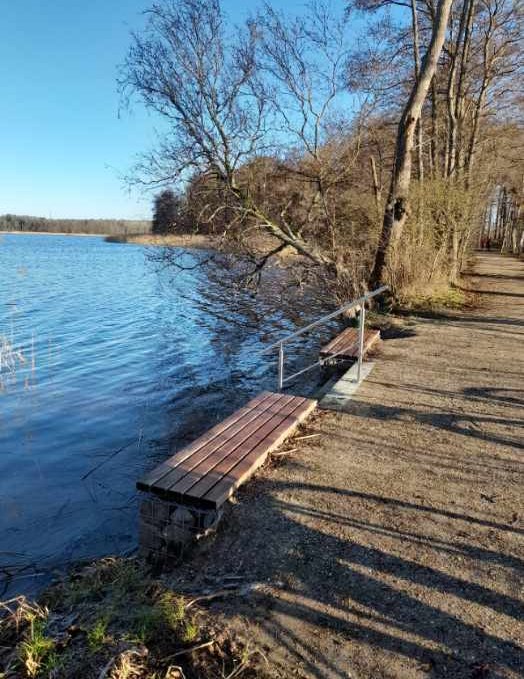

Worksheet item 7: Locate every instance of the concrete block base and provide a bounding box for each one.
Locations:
[319,361,375,412]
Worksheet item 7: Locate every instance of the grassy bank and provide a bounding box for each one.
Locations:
[105,233,216,249]
[0,558,264,679]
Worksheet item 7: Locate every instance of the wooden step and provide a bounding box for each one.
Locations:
[320,327,380,362]
[137,391,317,509]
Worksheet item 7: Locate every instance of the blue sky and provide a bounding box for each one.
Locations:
[0,0,318,220]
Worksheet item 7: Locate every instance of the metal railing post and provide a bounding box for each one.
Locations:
[277,341,284,392]
[357,304,366,382]
[261,285,388,389]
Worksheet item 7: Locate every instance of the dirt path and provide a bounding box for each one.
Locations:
[170,253,523,679]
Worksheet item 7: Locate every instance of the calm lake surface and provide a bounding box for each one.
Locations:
[0,234,329,596]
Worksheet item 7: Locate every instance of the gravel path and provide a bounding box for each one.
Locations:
[171,252,524,679]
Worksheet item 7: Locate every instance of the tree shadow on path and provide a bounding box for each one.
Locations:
[197,475,524,679]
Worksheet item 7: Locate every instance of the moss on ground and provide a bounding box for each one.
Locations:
[401,286,467,310]
[0,558,263,679]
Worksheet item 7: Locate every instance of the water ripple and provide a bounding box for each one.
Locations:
[0,233,331,597]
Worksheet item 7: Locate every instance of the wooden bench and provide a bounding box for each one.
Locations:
[320,327,380,363]
[137,391,317,509]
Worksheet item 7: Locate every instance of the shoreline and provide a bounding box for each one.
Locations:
[105,232,218,249]
[0,231,211,247]
[0,230,114,237]
[2,253,521,677]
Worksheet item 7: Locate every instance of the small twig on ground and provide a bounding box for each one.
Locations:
[272,448,298,457]
[98,654,118,679]
[225,648,269,678]
[164,640,214,661]
[293,433,320,441]
[225,660,250,679]
[185,583,260,610]
[185,589,236,610]
[0,596,23,614]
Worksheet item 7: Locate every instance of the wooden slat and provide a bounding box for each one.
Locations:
[322,328,358,354]
[138,391,317,510]
[202,396,317,507]
[354,329,380,357]
[321,329,357,355]
[149,392,288,494]
[136,391,274,491]
[184,395,308,501]
[160,393,295,496]
[320,327,357,355]
[320,328,380,359]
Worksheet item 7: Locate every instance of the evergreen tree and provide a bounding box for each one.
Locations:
[152,189,179,234]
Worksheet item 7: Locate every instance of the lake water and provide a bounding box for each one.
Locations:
[0,234,330,596]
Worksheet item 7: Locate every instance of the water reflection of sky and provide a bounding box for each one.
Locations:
[0,234,336,597]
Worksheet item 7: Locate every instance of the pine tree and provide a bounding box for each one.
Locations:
[152,189,179,234]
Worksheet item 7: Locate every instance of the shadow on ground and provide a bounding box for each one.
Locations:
[183,466,523,679]
[169,253,524,679]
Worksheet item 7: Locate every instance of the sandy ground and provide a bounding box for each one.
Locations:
[167,252,523,679]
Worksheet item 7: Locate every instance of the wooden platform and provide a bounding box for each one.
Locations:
[320,327,380,362]
[137,391,317,509]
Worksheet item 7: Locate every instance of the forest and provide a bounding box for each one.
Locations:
[0,214,151,236]
[123,0,523,303]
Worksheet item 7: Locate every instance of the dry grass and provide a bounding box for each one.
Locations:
[0,559,264,679]
[105,233,215,249]
[397,282,469,312]
[104,231,302,267]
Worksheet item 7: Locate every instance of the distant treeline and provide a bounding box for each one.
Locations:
[0,214,151,236]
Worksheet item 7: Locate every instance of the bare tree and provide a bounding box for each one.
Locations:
[121,0,369,295]
[369,0,453,288]
[463,0,523,183]
[121,0,523,303]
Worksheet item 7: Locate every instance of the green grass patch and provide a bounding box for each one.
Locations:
[87,616,111,653]
[17,619,56,678]
[1,558,262,678]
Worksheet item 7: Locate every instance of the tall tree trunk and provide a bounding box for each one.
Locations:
[493,188,502,243]
[369,0,454,289]
[451,225,461,282]
[429,76,439,177]
[426,0,440,177]
[464,73,489,187]
[464,10,492,187]
[411,0,424,183]
[479,205,489,247]
[370,155,382,215]
[446,0,470,178]
[455,0,475,176]
[495,187,506,243]
[501,194,514,252]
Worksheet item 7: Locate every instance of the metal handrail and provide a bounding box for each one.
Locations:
[262,285,389,391]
